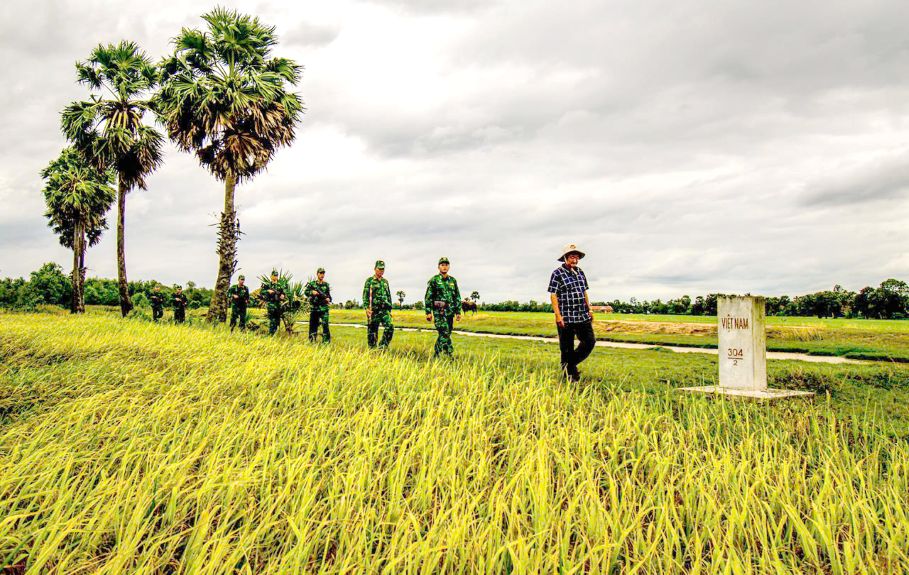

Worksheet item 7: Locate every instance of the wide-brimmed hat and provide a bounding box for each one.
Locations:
[558,243,586,262]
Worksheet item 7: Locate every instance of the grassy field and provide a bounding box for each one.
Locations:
[2,312,909,573]
[326,309,909,362]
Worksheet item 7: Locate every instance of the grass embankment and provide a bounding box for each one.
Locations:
[2,313,909,573]
[329,309,909,362]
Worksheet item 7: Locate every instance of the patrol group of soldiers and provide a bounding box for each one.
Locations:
[149,285,188,323]
[360,257,463,355]
[149,245,595,376]
[151,257,465,356]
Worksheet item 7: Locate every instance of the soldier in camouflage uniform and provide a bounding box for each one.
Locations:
[260,270,287,336]
[424,257,462,356]
[228,275,250,332]
[363,260,394,348]
[172,285,188,324]
[149,285,165,322]
[305,267,332,343]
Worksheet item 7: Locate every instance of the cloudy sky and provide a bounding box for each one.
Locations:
[2,0,908,303]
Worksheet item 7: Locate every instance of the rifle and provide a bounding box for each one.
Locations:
[309,284,330,306]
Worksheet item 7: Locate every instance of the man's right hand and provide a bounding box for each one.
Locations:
[555,314,565,328]
[366,309,373,320]
[425,314,432,322]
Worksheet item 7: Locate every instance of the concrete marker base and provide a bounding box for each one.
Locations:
[678,386,815,400]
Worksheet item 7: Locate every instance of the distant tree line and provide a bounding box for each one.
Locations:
[4,264,906,320]
[0,263,211,311]
[478,280,908,319]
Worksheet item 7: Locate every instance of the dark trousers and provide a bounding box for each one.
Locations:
[267,309,282,335]
[152,307,163,322]
[367,310,394,348]
[174,307,186,323]
[230,306,247,331]
[309,309,331,343]
[557,320,595,377]
[432,312,455,356]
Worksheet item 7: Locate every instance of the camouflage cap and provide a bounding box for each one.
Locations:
[375,260,385,269]
[173,284,182,290]
[317,267,325,274]
[238,274,245,280]
[270,269,279,276]
[438,257,450,265]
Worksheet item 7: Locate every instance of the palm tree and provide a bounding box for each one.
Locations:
[154,8,304,323]
[41,148,116,313]
[61,41,164,317]
[470,291,480,302]
[396,290,406,308]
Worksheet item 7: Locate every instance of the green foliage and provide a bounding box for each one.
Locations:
[28,263,71,307]
[61,41,163,189]
[83,278,120,306]
[854,279,909,319]
[154,8,303,182]
[0,278,40,310]
[40,147,116,250]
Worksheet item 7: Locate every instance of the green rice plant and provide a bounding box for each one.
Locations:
[0,314,908,573]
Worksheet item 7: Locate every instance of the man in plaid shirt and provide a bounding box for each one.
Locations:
[548,243,595,381]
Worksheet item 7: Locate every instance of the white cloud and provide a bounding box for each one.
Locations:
[1,0,908,303]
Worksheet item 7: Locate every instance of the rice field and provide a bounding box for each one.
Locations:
[328,309,909,362]
[2,313,909,573]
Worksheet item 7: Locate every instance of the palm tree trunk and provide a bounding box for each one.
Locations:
[71,220,85,314]
[116,177,132,317]
[77,222,87,314]
[208,173,238,323]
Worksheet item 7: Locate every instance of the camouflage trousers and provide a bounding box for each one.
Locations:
[267,305,283,335]
[152,306,163,322]
[309,309,331,343]
[367,310,394,348]
[432,312,456,356]
[230,306,247,331]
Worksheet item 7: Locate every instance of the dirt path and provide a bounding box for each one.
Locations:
[324,323,865,365]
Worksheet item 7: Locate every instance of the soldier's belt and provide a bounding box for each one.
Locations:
[432,301,448,310]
